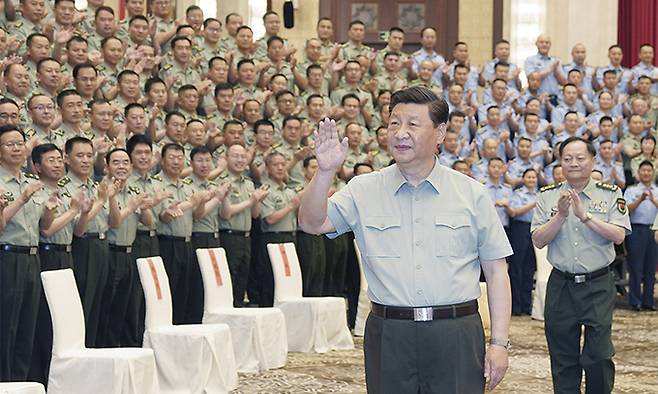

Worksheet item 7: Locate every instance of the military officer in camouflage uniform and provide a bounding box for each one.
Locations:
[532,137,631,394]
[187,146,230,321]
[272,116,313,189]
[26,95,66,150]
[28,143,83,384]
[257,152,301,307]
[101,148,154,346]
[338,20,371,61]
[60,136,111,347]
[159,36,202,93]
[0,126,57,381]
[218,144,268,307]
[153,143,211,324]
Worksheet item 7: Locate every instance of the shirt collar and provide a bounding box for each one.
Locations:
[563,178,595,199]
[390,157,442,195]
[0,165,18,183]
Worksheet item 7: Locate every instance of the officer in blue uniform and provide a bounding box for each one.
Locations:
[623,160,658,311]
[504,168,539,315]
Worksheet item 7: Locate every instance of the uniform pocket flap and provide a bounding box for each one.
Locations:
[364,216,401,231]
[434,214,471,229]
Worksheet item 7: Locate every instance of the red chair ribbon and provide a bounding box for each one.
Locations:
[147,258,162,300]
[208,250,223,287]
[278,244,291,277]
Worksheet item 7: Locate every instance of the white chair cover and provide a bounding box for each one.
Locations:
[267,243,354,353]
[196,248,287,372]
[531,246,552,321]
[0,382,45,394]
[41,269,158,394]
[352,240,371,337]
[137,257,238,393]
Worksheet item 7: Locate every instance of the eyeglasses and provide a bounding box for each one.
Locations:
[1,141,26,149]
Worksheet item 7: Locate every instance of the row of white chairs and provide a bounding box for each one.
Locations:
[3,243,354,394]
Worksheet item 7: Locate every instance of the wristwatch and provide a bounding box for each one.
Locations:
[490,337,511,350]
[581,212,592,223]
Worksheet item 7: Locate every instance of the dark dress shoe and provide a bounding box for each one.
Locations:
[630,305,642,311]
[641,305,657,311]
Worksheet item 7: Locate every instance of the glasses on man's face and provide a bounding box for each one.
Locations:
[0,113,20,120]
[1,141,26,149]
[30,105,55,112]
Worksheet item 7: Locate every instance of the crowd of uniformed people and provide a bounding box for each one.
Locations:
[0,0,656,388]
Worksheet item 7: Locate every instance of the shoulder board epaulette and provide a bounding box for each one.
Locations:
[93,180,100,187]
[206,113,216,120]
[58,176,71,187]
[163,63,173,71]
[271,143,282,149]
[182,178,193,185]
[24,172,39,180]
[371,149,380,156]
[596,182,618,192]
[25,128,36,138]
[150,174,163,182]
[218,172,229,180]
[61,191,71,198]
[294,186,304,193]
[477,127,487,134]
[540,182,563,193]
[96,64,105,71]
[14,21,23,28]
[128,186,140,194]
[54,129,65,137]
[208,180,217,186]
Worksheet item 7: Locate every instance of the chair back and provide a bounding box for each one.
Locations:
[136,256,173,330]
[196,247,235,313]
[266,242,303,302]
[41,269,86,355]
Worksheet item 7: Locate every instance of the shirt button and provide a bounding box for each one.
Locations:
[415,218,421,223]
[415,196,420,201]
[574,242,578,246]
[574,257,579,261]
[415,240,422,246]
[416,265,422,270]
[417,289,423,295]
[575,228,579,232]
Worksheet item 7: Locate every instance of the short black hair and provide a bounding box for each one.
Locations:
[223,119,244,132]
[105,147,130,165]
[349,20,365,29]
[190,145,211,161]
[303,155,317,168]
[389,26,404,35]
[237,58,255,70]
[36,57,60,74]
[282,115,302,129]
[354,162,373,173]
[32,143,62,165]
[95,5,114,18]
[56,89,81,107]
[124,102,144,117]
[170,35,192,50]
[117,69,139,83]
[73,63,97,79]
[599,116,613,124]
[254,119,275,133]
[203,18,221,28]
[266,35,284,48]
[0,125,24,141]
[214,82,234,97]
[341,93,360,106]
[126,134,152,156]
[639,159,655,170]
[129,15,149,26]
[225,12,241,24]
[559,136,596,157]
[144,76,166,93]
[26,33,49,47]
[390,86,449,127]
[65,136,93,155]
[161,143,184,158]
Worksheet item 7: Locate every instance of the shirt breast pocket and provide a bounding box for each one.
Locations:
[363,216,401,258]
[434,214,473,257]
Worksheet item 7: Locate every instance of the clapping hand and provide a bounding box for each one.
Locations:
[568,189,586,220]
[557,191,571,218]
[314,118,348,173]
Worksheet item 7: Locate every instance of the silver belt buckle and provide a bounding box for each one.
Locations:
[65,245,72,252]
[99,232,106,240]
[184,236,191,242]
[126,246,132,253]
[149,230,156,237]
[29,247,38,255]
[413,307,433,322]
[213,232,219,239]
[574,274,586,284]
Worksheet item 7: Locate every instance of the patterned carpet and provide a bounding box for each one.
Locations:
[233,298,658,393]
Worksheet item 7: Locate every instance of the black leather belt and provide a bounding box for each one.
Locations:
[219,230,250,237]
[192,232,219,239]
[39,243,72,253]
[553,265,612,284]
[75,232,106,240]
[371,300,478,321]
[0,244,39,255]
[157,235,191,243]
[136,230,157,237]
[266,231,296,236]
[109,244,133,253]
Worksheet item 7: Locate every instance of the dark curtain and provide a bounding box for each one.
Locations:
[618,0,658,67]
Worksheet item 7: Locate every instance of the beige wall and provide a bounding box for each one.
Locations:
[545,0,617,67]
[458,0,494,65]
[271,0,319,60]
